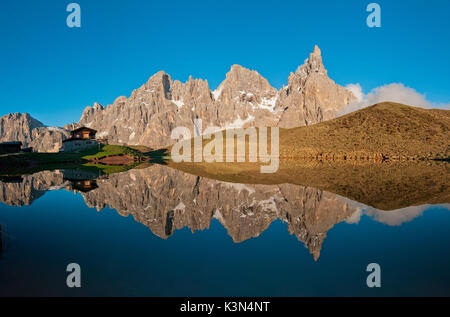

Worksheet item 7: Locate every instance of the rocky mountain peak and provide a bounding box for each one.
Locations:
[140,70,173,100]
[145,71,171,88]
[2,46,356,150]
[6,112,44,129]
[312,44,321,56]
[0,112,68,152]
[80,101,106,126]
[171,76,212,106]
[295,45,327,78]
[0,113,44,139]
[224,65,274,90]
[92,102,105,111]
[218,65,277,103]
[276,46,355,128]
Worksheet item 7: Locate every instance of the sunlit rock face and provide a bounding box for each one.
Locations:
[276,46,355,128]
[77,46,354,148]
[1,46,353,150]
[0,113,70,152]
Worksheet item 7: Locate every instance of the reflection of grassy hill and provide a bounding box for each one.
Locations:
[279,102,449,160]
[169,160,449,211]
[82,162,140,174]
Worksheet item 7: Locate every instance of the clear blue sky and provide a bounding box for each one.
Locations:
[1,0,449,126]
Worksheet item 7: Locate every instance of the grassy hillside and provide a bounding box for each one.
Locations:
[171,102,449,161]
[279,102,449,160]
[81,145,144,160]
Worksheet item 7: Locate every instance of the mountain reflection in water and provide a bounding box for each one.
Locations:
[0,164,448,261]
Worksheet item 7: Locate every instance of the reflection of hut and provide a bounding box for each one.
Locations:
[69,179,98,192]
[62,168,101,193]
[0,141,22,153]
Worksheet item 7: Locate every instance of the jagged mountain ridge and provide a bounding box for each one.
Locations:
[0,45,354,151]
[78,45,355,148]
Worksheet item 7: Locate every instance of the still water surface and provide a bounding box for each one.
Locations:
[0,164,449,296]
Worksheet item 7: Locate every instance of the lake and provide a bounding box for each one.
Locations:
[0,163,449,296]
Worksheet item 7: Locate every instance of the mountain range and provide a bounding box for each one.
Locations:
[0,46,355,152]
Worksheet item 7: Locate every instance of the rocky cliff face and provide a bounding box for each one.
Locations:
[276,46,354,128]
[1,46,354,151]
[0,113,69,152]
[78,46,355,148]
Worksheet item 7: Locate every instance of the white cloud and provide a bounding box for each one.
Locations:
[365,205,431,226]
[345,83,364,102]
[345,208,363,224]
[341,83,450,115]
[343,202,450,227]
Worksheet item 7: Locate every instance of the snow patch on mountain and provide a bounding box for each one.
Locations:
[224,114,255,130]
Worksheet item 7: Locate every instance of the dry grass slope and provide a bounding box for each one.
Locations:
[167,102,450,210]
[280,102,450,160]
